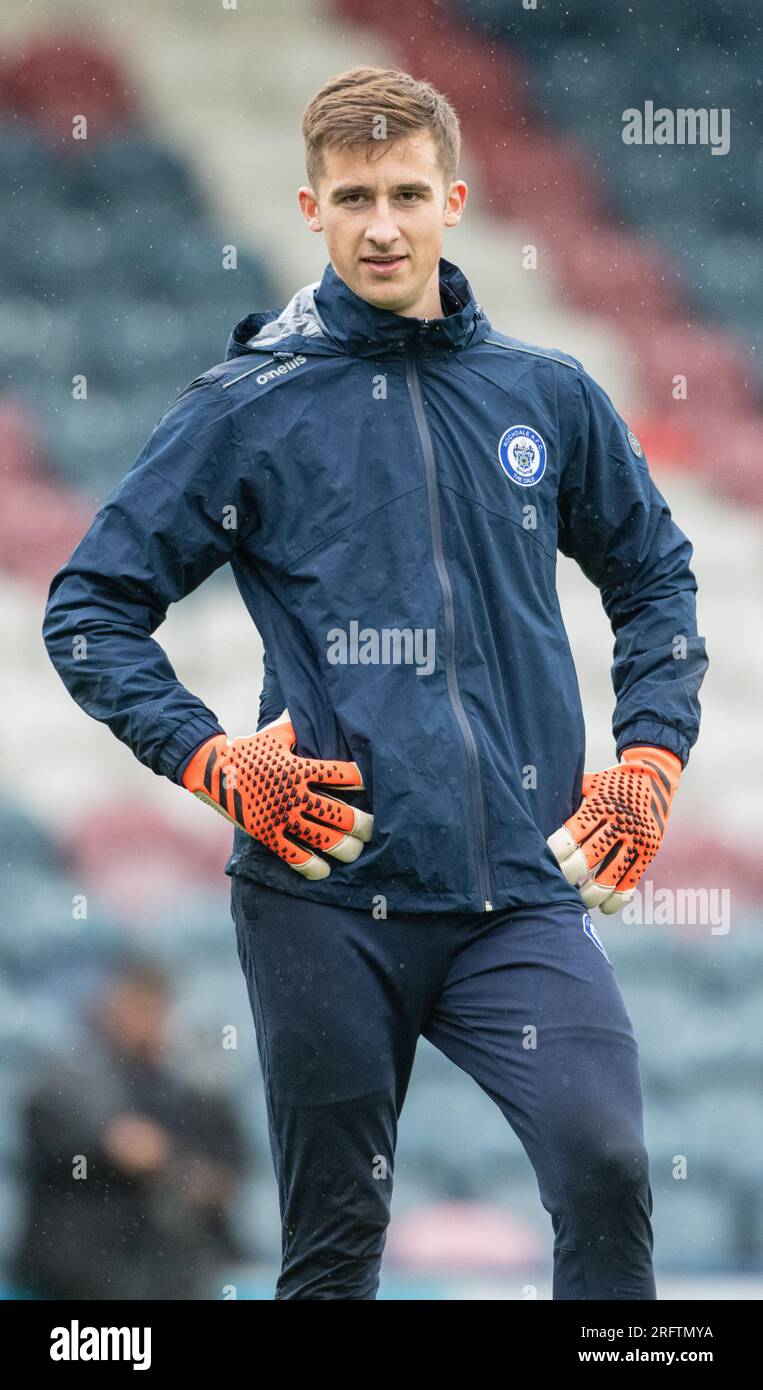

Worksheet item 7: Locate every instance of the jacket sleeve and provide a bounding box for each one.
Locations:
[556,365,709,767]
[42,377,260,783]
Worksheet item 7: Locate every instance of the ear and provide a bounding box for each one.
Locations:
[444,180,468,228]
[298,186,322,232]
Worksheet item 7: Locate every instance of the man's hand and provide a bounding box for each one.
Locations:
[182,710,373,880]
[102,1115,172,1176]
[546,745,682,914]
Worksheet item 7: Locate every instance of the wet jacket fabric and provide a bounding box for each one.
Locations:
[42,256,708,914]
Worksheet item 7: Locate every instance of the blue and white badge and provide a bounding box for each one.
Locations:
[498,425,547,487]
[582,911,611,964]
[626,428,643,457]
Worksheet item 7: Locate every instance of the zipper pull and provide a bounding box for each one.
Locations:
[484,900,494,912]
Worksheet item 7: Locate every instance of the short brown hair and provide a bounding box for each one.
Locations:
[302,65,461,195]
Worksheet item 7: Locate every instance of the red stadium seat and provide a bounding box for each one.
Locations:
[478,132,608,233]
[634,413,701,473]
[554,232,683,322]
[7,33,136,144]
[0,398,46,479]
[623,322,754,414]
[60,803,229,920]
[0,477,94,587]
[636,403,763,503]
[693,413,763,505]
[649,828,763,912]
[395,26,533,129]
[385,1200,543,1272]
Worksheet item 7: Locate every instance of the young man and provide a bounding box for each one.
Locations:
[43,66,708,1300]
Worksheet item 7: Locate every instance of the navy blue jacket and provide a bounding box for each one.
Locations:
[42,257,708,913]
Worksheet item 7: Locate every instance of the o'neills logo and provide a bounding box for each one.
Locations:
[257,354,307,384]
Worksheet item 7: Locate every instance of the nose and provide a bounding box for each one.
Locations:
[364,198,400,249]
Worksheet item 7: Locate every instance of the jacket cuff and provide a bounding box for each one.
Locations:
[158,716,227,784]
[615,721,690,769]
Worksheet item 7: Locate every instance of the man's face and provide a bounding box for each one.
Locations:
[298,130,467,316]
[98,980,167,1058]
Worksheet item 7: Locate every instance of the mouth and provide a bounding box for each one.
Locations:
[361,254,408,275]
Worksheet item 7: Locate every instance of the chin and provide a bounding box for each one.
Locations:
[351,277,395,303]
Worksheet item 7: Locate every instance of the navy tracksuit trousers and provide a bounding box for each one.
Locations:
[230,875,656,1300]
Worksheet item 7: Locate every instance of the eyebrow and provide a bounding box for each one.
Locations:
[329,180,433,201]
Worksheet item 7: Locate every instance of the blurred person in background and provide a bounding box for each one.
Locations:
[10,957,248,1300]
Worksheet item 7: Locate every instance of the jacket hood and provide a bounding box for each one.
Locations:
[224,256,491,362]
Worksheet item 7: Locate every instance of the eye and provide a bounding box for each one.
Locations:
[399,191,422,202]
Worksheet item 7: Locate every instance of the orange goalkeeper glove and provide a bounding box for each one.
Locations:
[546,744,682,914]
[182,710,373,881]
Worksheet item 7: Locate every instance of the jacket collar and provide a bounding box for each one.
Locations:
[228,256,490,361]
[313,255,490,357]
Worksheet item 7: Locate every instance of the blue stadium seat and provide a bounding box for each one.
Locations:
[0,800,60,874]
[0,120,62,200]
[680,1089,763,1187]
[649,1175,735,1270]
[0,865,124,976]
[61,130,207,219]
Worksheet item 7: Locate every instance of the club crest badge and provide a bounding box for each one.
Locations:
[498,425,547,487]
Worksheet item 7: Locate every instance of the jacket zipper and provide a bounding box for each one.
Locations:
[405,340,495,912]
